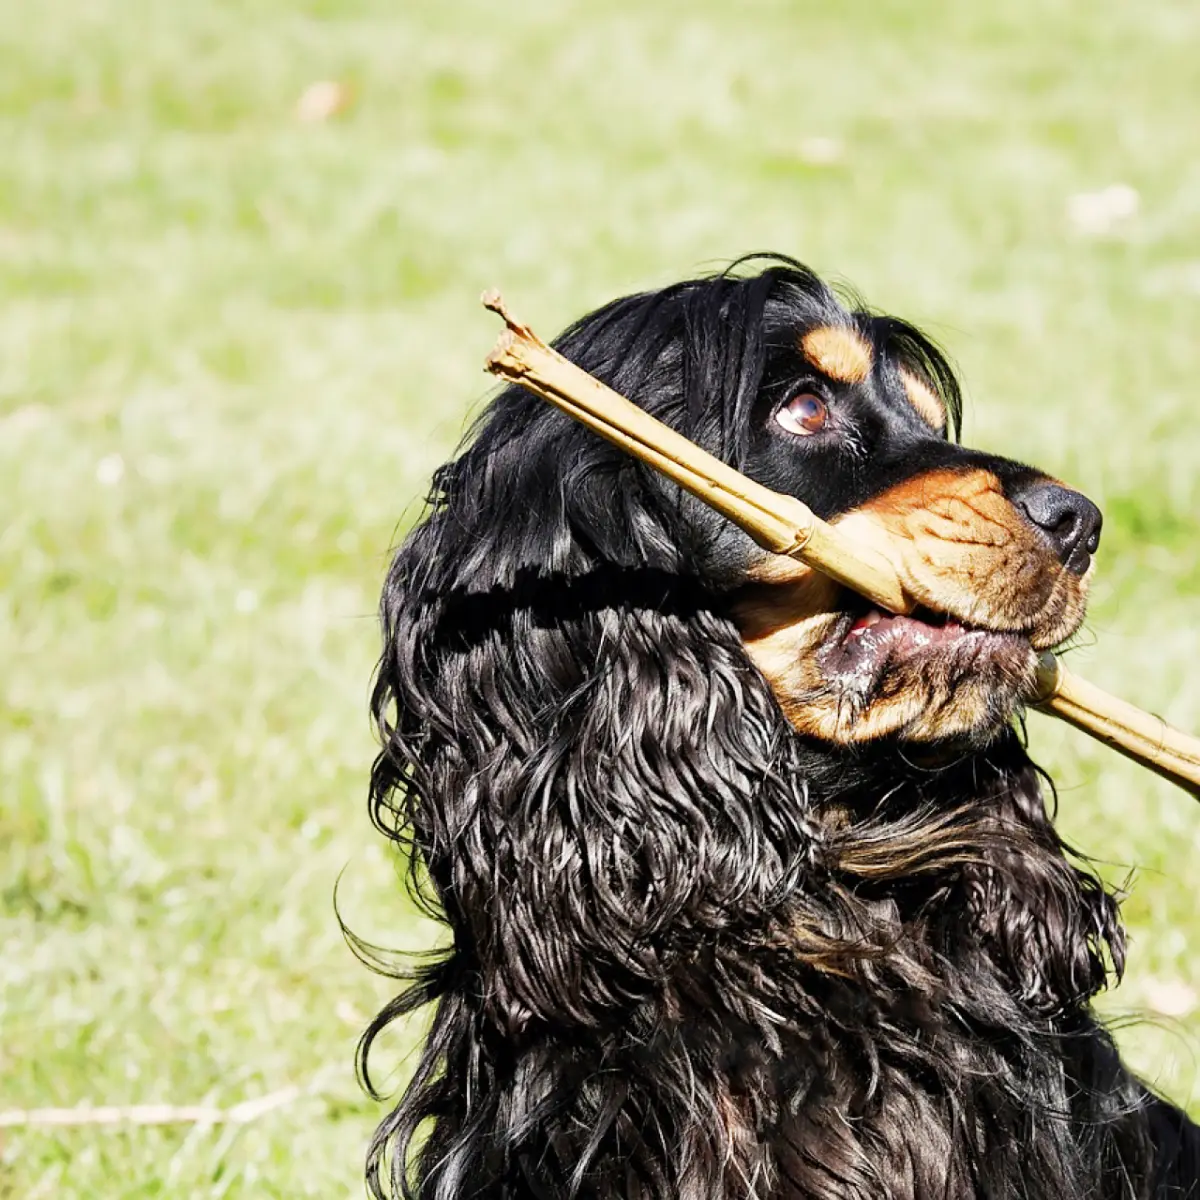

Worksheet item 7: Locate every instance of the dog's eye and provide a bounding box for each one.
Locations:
[775,392,828,436]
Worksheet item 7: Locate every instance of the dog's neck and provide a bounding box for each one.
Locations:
[769,729,1120,1009]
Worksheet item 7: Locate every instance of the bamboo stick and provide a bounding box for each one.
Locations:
[482,290,1200,801]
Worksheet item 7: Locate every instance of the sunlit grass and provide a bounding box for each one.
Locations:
[3,1,1200,1195]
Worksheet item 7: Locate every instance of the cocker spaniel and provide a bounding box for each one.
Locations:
[360,257,1200,1199]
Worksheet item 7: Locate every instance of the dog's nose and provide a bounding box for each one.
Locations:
[1014,480,1102,575]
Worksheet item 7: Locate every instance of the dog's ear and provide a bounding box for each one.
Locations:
[960,753,1123,1012]
[362,462,824,1196]
[369,514,817,1035]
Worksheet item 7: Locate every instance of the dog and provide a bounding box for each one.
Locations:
[360,257,1200,1198]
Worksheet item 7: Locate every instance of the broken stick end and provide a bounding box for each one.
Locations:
[484,327,519,376]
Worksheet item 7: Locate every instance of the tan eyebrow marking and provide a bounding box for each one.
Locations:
[900,368,946,430]
[800,325,872,385]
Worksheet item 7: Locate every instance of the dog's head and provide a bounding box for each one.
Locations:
[498,257,1098,749]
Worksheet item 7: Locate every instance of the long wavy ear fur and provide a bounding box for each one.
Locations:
[362,414,826,1196]
[359,266,870,1195]
[956,760,1125,1013]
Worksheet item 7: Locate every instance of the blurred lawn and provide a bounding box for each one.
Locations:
[4,0,1200,1195]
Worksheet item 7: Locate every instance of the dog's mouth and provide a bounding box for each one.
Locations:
[818,602,1034,692]
[736,583,1070,743]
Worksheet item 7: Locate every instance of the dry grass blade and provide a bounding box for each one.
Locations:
[0,1086,304,1129]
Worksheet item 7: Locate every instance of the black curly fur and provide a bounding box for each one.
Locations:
[358,257,1200,1199]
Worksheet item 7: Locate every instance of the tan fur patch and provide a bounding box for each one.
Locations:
[900,368,946,430]
[735,569,840,642]
[744,553,818,587]
[801,325,872,385]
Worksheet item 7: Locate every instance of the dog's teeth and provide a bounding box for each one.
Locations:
[849,610,883,635]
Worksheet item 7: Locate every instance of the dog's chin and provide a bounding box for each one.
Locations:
[811,604,1041,744]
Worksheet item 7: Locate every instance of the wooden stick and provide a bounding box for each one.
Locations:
[482,291,912,616]
[483,290,1200,801]
[1035,654,1200,798]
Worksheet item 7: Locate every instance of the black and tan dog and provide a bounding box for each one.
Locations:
[362,257,1199,1199]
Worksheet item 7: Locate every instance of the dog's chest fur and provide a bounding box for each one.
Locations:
[681,912,1149,1200]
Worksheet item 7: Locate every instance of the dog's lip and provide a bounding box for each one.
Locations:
[846,605,968,642]
[819,603,1031,684]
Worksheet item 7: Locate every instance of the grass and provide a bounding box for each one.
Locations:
[3,0,1200,1194]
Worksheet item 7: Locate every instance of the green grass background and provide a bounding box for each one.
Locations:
[4,0,1200,1195]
